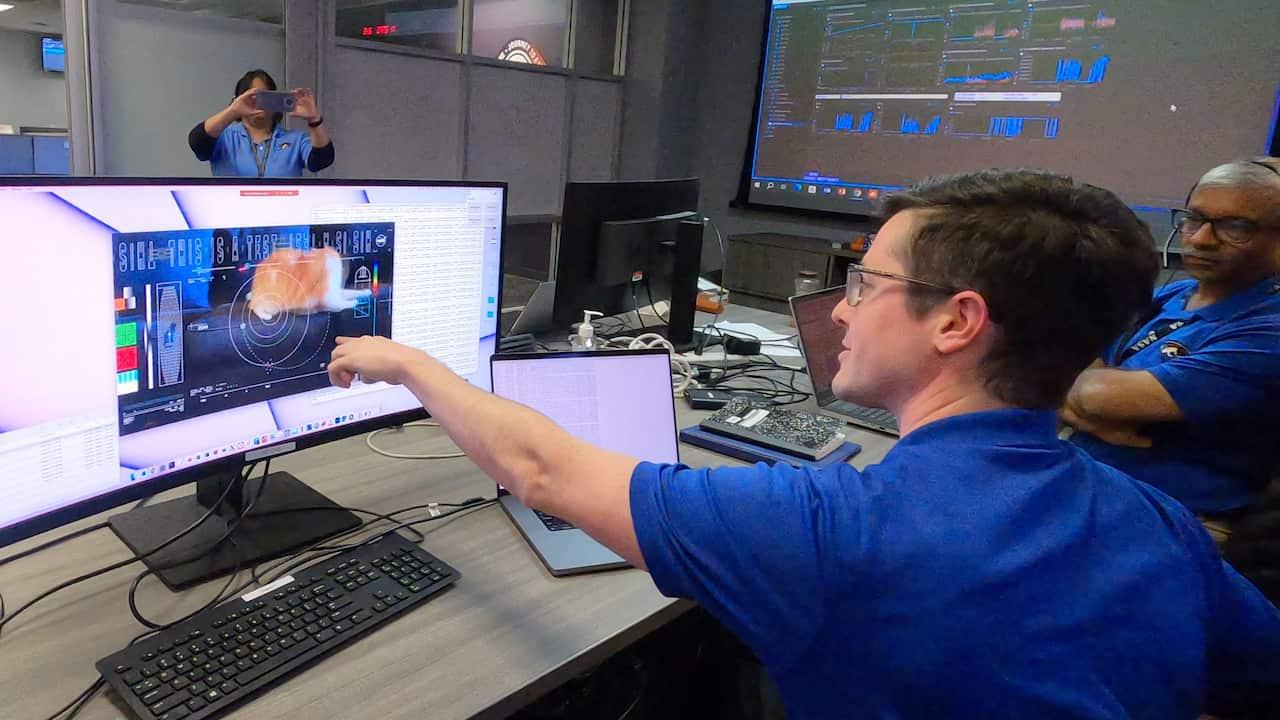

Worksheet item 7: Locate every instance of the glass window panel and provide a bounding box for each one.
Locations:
[119,0,285,26]
[572,0,619,75]
[336,0,461,53]
[472,0,569,68]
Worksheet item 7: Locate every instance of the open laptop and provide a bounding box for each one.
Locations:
[789,286,900,436]
[490,348,680,576]
[500,280,556,337]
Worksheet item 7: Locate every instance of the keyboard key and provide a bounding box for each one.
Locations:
[326,598,353,612]
[202,688,223,704]
[122,671,142,686]
[150,692,186,716]
[132,679,159,696]
[372,602,387,613]
[220,667,238,680]
[351,611,371,625]
[333,623,349,634]
[140,684,174,705]
[185,698,207,712]
[157,706,190,720]
[219,682,237,695]
[235,659,252,673]
[141,651,157,661]
[157,670,175,684]
[315,629,335,643]
[170,677,191,691]
[189,682,208,697]
[114,664,131,674]
[141,665,158,678]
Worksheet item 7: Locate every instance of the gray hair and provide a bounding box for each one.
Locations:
[1195,157,1280,192]
[1193,157,1280,221]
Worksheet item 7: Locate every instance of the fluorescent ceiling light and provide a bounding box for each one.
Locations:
[0,4,16,12]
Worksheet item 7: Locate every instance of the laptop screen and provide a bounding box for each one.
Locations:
[491,351,680,463]
[791,287,845,405]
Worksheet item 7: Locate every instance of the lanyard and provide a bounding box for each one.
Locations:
[1117,317,1194,363]
[252,138,272,178]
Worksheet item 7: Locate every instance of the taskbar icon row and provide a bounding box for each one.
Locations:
[127,409,379,481]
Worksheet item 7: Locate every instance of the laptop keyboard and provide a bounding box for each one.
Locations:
[831,401,899,434]
[534,509,576,532]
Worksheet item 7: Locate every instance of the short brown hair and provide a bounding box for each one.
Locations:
[881,169,1159,408]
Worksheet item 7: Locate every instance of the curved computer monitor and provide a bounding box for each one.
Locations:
[0,178,506,587]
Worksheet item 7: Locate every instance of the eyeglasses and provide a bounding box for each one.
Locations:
[846,263,960,307]
[1171,208,1276,247]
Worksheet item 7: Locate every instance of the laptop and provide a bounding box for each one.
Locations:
[490,348,681,576]
[500,280,556,337]
[789,286,900,436]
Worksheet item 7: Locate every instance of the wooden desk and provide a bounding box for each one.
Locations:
[0,308,896,719]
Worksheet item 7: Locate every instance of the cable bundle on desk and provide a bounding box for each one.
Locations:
[0,456,494,719]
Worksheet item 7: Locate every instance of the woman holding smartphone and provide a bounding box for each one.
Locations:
[188,69,335,177]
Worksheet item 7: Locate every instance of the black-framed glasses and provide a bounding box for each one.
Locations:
[1171,208,1275,247]
[846,263,960,307]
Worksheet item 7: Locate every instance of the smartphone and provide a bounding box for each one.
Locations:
[255,90,296,114]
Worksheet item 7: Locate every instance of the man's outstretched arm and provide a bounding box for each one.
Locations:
[328,336,646,568]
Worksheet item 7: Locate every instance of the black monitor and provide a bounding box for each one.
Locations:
[0,177,506,589]
[552,178,703,348]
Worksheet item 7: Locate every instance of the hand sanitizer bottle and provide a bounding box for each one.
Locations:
[570,310,604,351]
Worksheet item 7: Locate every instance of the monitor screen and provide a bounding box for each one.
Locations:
[552,178,700,329]
[0,179,505,545]
[791,286,844,403]
[491,351,680,464]
[41,37,65,73]
[743,0,1280,216]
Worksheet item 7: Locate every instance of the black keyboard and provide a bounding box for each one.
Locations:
[96,532,459,720]
[534,509,575,532]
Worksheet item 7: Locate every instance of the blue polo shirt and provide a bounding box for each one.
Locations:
[631,410,1280,719]
[1071,277,1280,513]
[208,122,313,177]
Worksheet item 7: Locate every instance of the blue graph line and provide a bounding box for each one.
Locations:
[890,17,943,39]
[834,111,875,132]
[954,116,1060,139]
[943,71,1014,84]
[1054,55,1110,84]
[899,114,942,135]
[829,21,883,36]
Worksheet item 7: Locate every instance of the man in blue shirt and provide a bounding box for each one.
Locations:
[1063,158,1280,514]
[327,170,1280,718]
[188,69,335,177]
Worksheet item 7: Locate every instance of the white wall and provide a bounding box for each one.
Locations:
[91,0,283,176]
[0,28,68,130]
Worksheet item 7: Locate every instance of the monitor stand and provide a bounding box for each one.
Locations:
[109,468,361,591]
